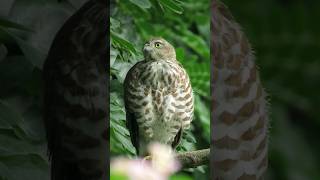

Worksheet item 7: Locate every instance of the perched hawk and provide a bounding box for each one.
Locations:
[43,0,108,179]
[124,37,194,155]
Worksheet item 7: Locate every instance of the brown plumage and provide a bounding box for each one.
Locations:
[43,0,108,179]
[211,1,269,179]
[124,37,194,155]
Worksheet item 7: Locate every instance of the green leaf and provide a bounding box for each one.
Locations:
[195,165,206,173]
[184,131,197,143]
[112,61,134,83]
[0,133,45,158]
[20,104,46,141]
[0,155,49,180]
[110,130,129,154]
[110,121,130,136]
[194,95,210,140]
[170,174,193,180]
[113,129,136,155]
[175,47,185,61]
[14,37,45,69]
[158,0,183,14]
[0,56,34,96]
[181,62,210,98]
[110,92,125,110]
[0,18,33,32]
[129,0,151,9]
[110,79,123,91]
[0,99,46,141]
[0,100,24,130]
[110,46,118,67]
[110,170,129,180]
[180,29,210,60]
[0,44,8,62]
[0,27,45,69]
[110,18,120,30]
[111,32,137,56]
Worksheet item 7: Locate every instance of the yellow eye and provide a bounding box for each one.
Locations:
[155,42,161,48]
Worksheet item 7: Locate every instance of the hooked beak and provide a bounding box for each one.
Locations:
[143,43,152,53]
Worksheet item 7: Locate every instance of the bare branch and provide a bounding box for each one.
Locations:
[175,148,210,168]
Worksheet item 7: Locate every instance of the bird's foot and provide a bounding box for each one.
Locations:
[143,155,152,161]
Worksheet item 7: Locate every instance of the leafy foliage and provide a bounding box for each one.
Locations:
[0,0,86,179]
[110,0,210,179]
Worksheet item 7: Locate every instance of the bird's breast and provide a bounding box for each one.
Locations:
[138,61,182,89]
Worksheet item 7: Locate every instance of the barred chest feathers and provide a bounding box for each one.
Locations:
[126,60,194,151]
[137,60,184,88]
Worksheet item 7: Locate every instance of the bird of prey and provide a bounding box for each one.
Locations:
[43,0,108,179]
[124,37,194,156]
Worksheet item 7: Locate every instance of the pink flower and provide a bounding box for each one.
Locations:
[111,158,164,180]
[149,143,180,175]
[111,143,180,180]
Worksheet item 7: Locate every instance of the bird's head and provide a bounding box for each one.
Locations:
[143,37,176,61]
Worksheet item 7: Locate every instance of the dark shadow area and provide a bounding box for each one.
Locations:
[224,0,320,179]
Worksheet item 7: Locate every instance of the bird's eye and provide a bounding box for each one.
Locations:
[155,42,161,48]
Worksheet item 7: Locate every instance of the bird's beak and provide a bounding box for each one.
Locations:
[143,44,152,52]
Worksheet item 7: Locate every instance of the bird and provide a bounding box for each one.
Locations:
[211,1,269,179]
[124,37,194,156]
[43,0,108,179]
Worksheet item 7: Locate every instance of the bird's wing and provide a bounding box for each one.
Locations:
[171,127,183,149]
[123,61,145,155]
[170,61,194,148]
[177,62,194,129]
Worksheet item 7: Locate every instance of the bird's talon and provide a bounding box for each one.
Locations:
[143,155,152,161]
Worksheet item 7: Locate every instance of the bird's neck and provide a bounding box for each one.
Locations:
[136,60,182,89]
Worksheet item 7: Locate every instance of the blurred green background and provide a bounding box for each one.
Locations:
[0,0,91,179]
[110,0,210,179]
[224,0,320,179]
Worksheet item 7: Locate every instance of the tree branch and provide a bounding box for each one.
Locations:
[175,148,210,168]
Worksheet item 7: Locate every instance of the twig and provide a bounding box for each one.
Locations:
[175,148,210,168]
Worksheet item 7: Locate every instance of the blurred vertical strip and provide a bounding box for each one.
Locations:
[211,0,269,179]
[222,0,320,179]
[43,0,109,179]
[106,0,110,178]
